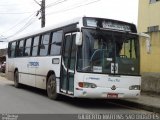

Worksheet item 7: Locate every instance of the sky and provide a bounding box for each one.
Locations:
[0,0,139,49]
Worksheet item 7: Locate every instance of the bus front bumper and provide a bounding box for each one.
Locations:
[74,87,140,99]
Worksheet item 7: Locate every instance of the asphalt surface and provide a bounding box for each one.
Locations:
[0,77,154,115]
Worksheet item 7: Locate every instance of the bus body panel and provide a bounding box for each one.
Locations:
[74,72,141,99]
[6,16,142,99]
[7,58,15,81]
[35,56,61,89]
[7,56,61,89]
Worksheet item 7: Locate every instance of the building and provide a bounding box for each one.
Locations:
[138,0,160,74]
[138,0,160,94]
[0,49,7,64]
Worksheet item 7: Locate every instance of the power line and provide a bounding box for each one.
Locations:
[1,0,101,38]
[9,18,36,38]
[0,3,35,6]
[0,12,34,14]
[33,0,41,6]
[0,35,8,41]
[0,13,36,35]
[46,0,68,8]
[0,4,23,6]
[0,1,43,38]
[6,14,37,38]
[46,0,101,15]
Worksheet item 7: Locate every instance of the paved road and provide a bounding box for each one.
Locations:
[0,77,154,114]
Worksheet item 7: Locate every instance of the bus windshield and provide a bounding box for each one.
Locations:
[77,28,140,75]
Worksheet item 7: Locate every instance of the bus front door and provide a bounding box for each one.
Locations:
[61,33,76,95]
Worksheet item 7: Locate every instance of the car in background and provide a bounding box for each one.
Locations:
[1,62,6,73]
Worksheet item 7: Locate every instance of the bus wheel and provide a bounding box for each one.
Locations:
[14,70,20,88]
[47,74,59,100]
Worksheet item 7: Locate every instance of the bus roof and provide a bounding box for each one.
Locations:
[9,17,82,42]
[9,16,137,42]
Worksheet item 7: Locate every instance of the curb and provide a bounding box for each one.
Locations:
[116,99,160,113]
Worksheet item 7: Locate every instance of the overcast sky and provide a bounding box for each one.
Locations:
[0,0,139,49]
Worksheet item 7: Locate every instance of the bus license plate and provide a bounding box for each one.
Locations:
[107,93,118,98]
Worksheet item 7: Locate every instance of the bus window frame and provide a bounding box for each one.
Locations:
[39,32,51,56]
[49,30,63,56]
[31,35,41,57]
[24,37,33,57]
[17,39,25,57]
[9,41,16,58]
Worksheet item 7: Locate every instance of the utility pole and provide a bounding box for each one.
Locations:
[34,0,45,28]
[41,0,45,28]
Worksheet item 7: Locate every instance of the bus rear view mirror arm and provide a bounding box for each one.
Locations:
[139,33,151,54]
[76,32,82,46]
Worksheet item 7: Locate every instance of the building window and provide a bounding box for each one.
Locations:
[149,0,160,4]
[148,26,159,32]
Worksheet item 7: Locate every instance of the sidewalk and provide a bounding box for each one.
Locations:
[0,73,160,113]
[118,92,160,113]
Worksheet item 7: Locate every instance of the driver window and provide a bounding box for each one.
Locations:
[94,39,99,49]
[94,39,108,49]
[119,39,136,59]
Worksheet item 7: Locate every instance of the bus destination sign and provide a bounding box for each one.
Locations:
[102,21,131,32]
[84,17,132,32]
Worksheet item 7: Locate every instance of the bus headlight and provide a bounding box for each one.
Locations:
[129,85,141,90]
[78,82,97,88]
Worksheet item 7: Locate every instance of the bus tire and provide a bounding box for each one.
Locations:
[14,70,21,88]
[47,74,60,100]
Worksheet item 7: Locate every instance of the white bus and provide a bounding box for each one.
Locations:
[7,17,150,100]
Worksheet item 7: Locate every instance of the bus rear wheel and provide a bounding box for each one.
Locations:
[47,74,60,100]
[14,70,21,88]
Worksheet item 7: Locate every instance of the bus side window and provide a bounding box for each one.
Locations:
[39,33,50,56]
[50,30,63,56]
[8,43,11,58]
[24,38,32,57]
[17,40,24,57]
[32,36,40,56]
[10,42,16,58]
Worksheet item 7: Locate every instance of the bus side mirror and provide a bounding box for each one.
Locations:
[76,32,82,46]
[139,33,151,54]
